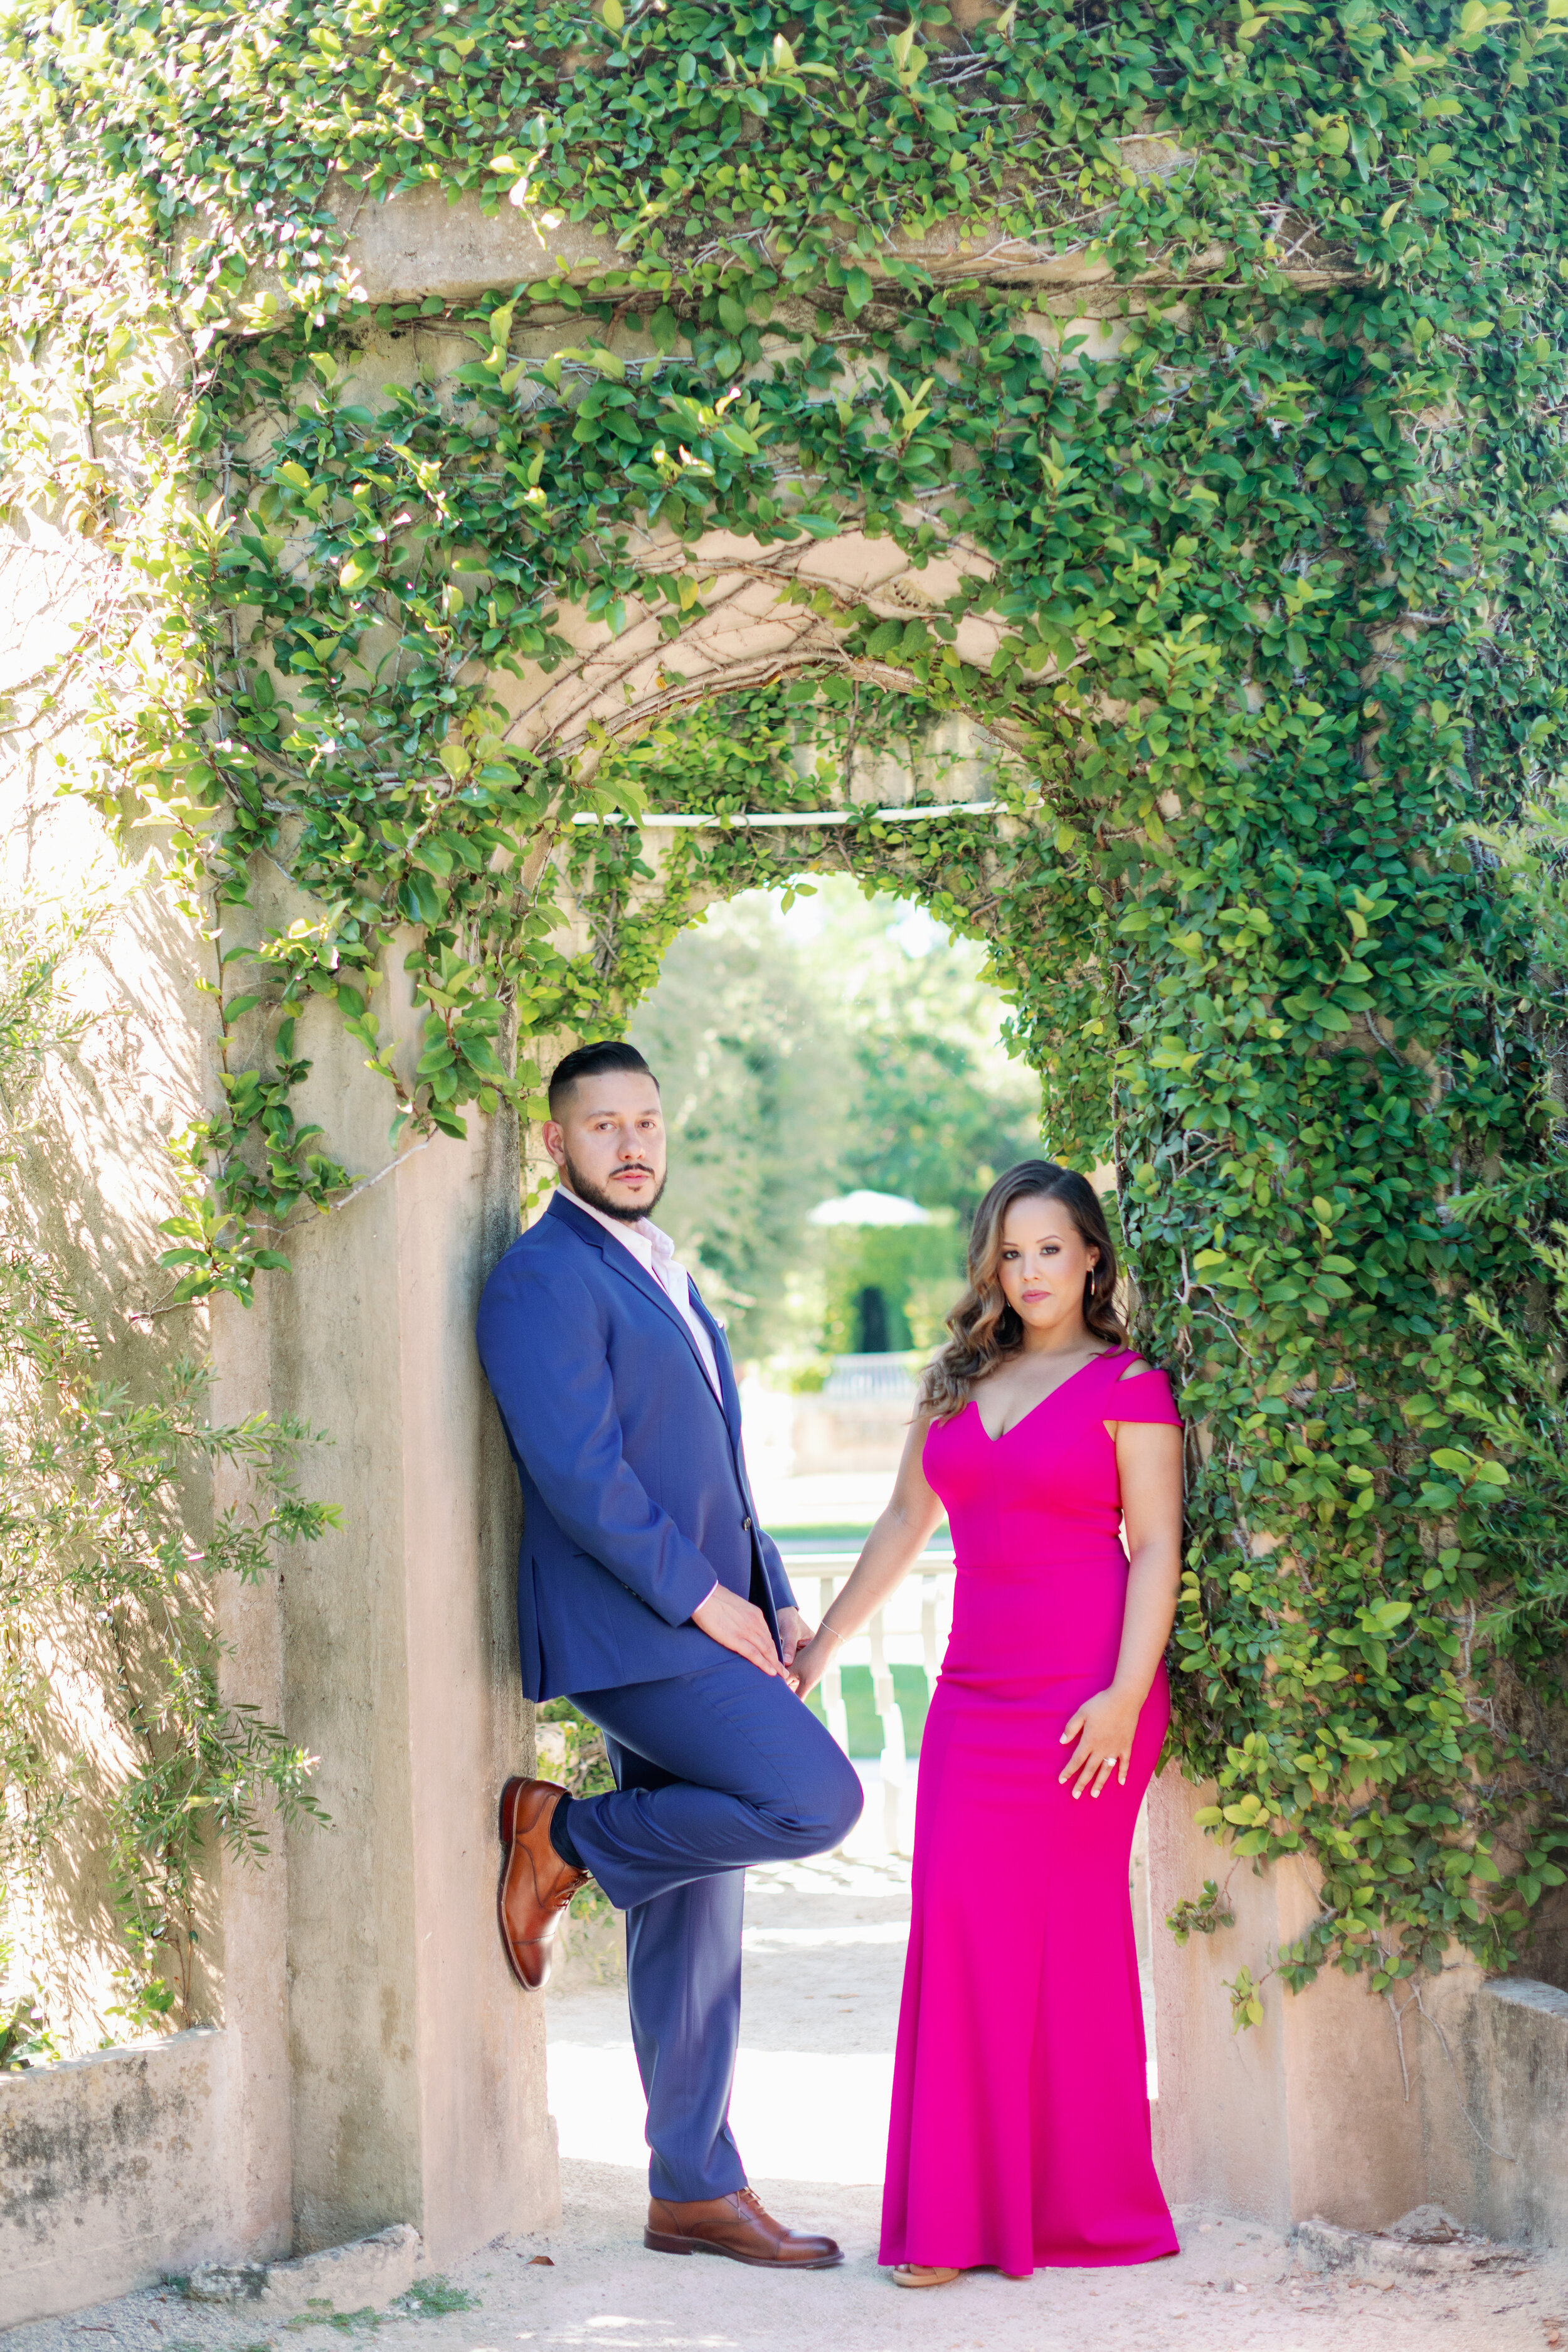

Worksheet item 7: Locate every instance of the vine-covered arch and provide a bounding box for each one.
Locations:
[539,692,1051,1146]
[7,0,1568,2035]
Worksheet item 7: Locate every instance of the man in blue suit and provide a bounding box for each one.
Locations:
[476,1039,862,2269]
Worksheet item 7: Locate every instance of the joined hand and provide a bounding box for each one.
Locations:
[775,1605,810,1669]
[787,1627,839,1700]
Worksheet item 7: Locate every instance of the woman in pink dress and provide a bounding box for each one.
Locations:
[791,1160,1184,2287]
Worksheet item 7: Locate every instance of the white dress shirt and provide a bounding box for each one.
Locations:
[559,1187,724,1401]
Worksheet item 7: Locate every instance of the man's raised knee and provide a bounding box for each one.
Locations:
[825,1747,864,1844]
[783,1737,863,1853]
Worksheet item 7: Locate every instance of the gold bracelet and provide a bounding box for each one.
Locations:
[818,1619,849,1646]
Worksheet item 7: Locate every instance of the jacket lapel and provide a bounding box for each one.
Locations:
[548,1194,728,1416]
[688,1279,743,1446]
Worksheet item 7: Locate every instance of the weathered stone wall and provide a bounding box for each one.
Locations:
[0,524,216,2057]
[1148,1767,1568,2250]
[0,2029,240,2328]
[1,551,556,2310]
[1438,1979,1568,2244]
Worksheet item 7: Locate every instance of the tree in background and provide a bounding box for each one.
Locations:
[810,884,1041,1234]
[818,1219,965,1357]
[630,876,1040,1364]
[628,894,847,1359]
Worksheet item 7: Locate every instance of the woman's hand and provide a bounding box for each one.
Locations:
[775,1606,811,1669]
[788,1628,840,1701]
[1058,1685,1144,1798]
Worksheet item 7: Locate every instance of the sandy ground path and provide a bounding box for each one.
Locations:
[11,1842,1568,2351]
[10,2175,1563,2352]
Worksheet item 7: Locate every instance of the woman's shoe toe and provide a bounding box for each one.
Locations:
[891,2264,963,2289]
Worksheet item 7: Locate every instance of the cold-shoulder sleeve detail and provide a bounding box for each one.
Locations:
[1106,1365,1182,1427]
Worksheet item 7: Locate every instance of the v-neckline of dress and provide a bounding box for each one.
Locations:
[969,1348,1124,1444]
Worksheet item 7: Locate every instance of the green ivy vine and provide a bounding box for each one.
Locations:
[8,0,1568,2012]
[0,900,336,2044]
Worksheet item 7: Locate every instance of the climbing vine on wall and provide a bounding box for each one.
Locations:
[0,900,335,2042]
[8,0,1568,2012]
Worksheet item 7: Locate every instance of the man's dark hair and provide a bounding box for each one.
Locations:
[548,1039,659,1116]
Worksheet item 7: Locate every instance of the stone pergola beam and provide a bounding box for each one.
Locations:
[233,155,1359,322]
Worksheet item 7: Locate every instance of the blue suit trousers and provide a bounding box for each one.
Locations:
[567,1655,864,2201]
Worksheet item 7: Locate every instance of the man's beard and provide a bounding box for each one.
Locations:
[560,1147,667,1224]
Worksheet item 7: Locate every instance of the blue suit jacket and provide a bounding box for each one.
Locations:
[476,1192,797,1700]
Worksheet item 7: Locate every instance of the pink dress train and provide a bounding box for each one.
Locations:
[879,1348,1182,2276]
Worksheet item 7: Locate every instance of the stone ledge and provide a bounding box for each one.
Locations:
[1292,2206,1527,2280]
[1486,1974,1568,2021]
[186,2223,422,2316]
[218,171,1360,322]
[0,2026,238,2331]
[326,179,1361,306]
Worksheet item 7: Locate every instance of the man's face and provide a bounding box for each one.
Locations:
[544,1069,667,1222]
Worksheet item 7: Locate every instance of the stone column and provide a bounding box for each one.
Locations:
[211,1278,294,2264]
[241,918,556,2260]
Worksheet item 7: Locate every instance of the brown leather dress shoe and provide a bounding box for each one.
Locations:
[497,1776,589,1991]
[644,2188,842,2268]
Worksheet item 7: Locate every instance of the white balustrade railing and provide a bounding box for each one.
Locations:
[783,1551,955,1854]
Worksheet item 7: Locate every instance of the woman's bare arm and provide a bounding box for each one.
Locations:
[1057,1402,1185,1798]
[789,1409,946,1698]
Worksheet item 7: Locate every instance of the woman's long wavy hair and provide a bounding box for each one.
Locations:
[919,1161,1128,1421]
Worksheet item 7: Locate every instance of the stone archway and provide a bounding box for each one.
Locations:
[303,162,1353,780]
[8,49,1566,2312]
[193,203,1545,2268]
[532,748,1532,2257]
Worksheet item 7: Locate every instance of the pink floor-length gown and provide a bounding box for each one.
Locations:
[879,1348,1182,2276]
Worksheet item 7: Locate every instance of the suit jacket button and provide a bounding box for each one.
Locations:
[742,1515,752,1532]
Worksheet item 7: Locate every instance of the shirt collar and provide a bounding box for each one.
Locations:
[559,1185,675,1273]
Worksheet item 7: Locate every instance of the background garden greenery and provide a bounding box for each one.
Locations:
[629,875,1037,1360]
[6,0,1568,2026]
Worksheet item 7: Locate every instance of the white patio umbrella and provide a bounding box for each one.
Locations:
[807,1190,932,1227]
